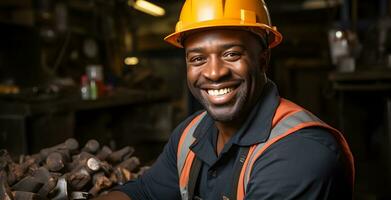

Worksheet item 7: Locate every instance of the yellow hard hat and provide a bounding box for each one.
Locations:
[164,0,283,48]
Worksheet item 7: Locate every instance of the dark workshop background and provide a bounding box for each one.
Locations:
[0,0,390,198]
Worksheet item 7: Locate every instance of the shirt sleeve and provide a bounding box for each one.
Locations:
[115,113,200,200]
[245,128,352,200]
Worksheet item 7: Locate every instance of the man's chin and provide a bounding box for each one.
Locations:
[207,109,238,122]
[198,98,242,122]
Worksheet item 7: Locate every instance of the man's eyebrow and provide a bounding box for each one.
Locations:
[186,44,246,56]
[220,44,246,50]
[186,47,203,56]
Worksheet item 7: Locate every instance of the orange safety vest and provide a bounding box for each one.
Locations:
[177,98,355,200]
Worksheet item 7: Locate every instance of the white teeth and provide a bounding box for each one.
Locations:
[207,88,233,96]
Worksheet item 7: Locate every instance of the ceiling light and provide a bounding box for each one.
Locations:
[124,57,139,66]
[128,0,165,17]
[302,0,341,10]
[335,31,343,39]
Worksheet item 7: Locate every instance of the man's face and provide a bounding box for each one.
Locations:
[184,29,268,123]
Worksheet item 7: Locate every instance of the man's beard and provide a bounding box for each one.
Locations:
[195,88,248,123]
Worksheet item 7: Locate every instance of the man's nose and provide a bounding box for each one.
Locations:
[202,57,229,81]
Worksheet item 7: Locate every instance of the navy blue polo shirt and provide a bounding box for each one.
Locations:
[117,81,352,200]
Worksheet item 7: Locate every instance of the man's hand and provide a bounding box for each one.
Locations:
[92,191,131,200]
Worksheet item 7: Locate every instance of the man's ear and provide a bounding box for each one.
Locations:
[260,49,271,72]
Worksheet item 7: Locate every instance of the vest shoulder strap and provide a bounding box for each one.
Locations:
[177,111,206,200]
[230,146,250,199]
[187,156,202,199]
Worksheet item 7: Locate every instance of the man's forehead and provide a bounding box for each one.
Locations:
[183,29,259,49]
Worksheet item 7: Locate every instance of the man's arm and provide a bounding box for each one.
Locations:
[93,191,131,200]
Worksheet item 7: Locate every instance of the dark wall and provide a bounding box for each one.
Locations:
[0,23,52,87]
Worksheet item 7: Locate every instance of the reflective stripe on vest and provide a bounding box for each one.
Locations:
[177,112,207,200]
[242,110,323,192]
[177,99,355,200]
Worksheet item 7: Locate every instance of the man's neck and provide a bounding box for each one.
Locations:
[212,82,266,155]
[214,120,242,155]
[215,121,239,138]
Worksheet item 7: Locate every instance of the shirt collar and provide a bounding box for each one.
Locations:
[192,79,280,146]
[233,80,280,146]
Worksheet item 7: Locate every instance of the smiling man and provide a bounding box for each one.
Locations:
[95,0,355,200]
[184,29,270,156]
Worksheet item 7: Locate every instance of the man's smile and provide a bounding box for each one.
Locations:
[206,87,234,96]
[199,81,241,105]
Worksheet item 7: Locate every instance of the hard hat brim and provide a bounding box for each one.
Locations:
[164,20,283,49]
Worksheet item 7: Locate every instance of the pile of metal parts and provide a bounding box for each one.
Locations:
[0,138,149,200]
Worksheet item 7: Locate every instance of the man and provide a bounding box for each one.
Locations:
[96,0,354,199]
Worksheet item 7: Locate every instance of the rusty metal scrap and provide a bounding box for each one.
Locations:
[106,146,135,164]
[0,171,13,200]
[0,139,150,199]
[13,191,40,200]
[88,172,112,197]
[81,140,100,155]
[95,146,112,162]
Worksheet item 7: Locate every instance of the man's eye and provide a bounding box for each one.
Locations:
[189,56,206,65]
[192,57,203,62]
[223,52,241,61]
